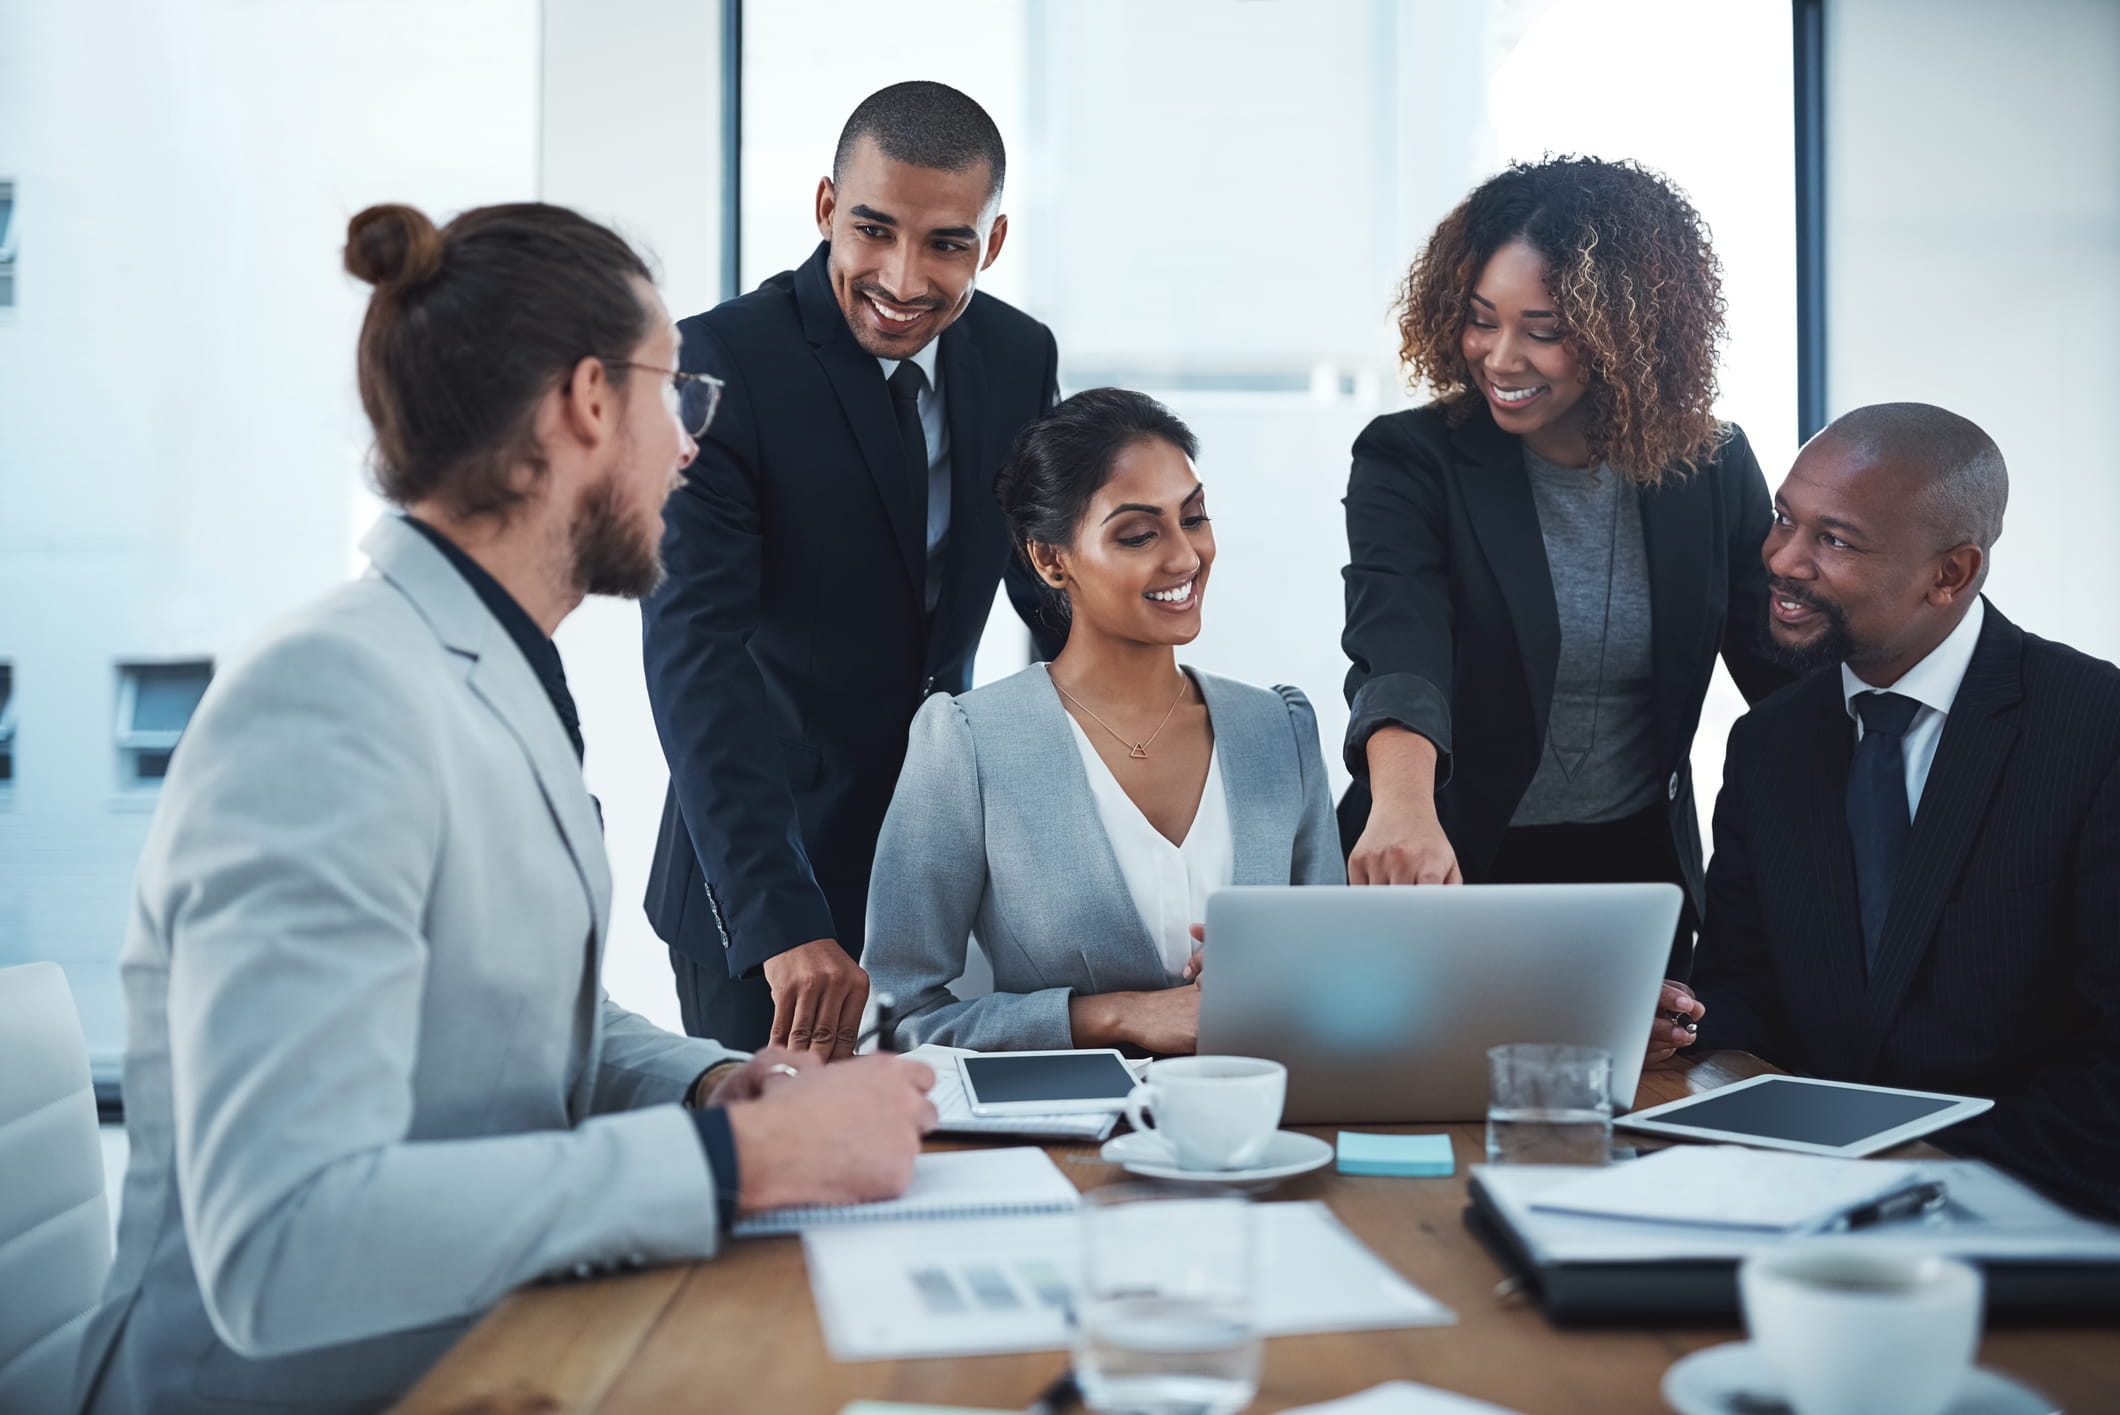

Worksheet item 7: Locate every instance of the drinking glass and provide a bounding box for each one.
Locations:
[1074,1183,1260,1415]
[1485,1043,1613,1165]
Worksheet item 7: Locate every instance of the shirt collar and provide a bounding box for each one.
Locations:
[876,335,942,393]
[1842,595,1987,722]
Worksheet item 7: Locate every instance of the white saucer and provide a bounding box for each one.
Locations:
[1661,1341,2058,1415]
[1099,1129,1334,1184]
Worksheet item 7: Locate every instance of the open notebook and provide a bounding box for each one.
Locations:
[732,1146,1081,1237]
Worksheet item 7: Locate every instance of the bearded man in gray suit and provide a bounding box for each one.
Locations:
[72,202,937,1415]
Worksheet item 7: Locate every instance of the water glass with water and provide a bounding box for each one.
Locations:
[1485,1043,1613,1165]
[1074,1182,1260,1415]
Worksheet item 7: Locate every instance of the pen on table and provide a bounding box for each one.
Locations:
[1813,1180,1949,1234]
[1024,1366,1080,1415]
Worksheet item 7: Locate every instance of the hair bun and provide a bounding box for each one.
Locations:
[344,203,445,293]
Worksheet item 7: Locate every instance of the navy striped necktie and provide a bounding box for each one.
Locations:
[1847,690,1922,968]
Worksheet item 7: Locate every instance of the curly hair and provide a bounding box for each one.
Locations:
[1396,156,1727,484]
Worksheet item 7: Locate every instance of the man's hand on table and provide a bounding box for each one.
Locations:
[1645,979,1706,1066]
[724,1054,938,1215]
[761,937,870,1062]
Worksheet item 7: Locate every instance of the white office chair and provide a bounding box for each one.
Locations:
[0,961,115,1412]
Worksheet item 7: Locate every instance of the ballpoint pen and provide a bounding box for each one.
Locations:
[1813,1180,1949,1233]
[852,991,901,1055]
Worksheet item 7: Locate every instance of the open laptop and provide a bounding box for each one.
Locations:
[1198,884,1682,1123]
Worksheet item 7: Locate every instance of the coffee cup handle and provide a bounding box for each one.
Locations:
[1123,1082,1158,1137]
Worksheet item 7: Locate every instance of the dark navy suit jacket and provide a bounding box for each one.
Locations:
[643,243,1059,980]
[1694,602,2120,1219]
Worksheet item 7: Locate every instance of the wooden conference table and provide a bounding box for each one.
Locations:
[396,1052,2120,1414]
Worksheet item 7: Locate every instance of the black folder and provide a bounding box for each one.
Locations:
[1465,1174,2120,1328]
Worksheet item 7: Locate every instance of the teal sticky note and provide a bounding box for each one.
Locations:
[1336,1131,1456,1177]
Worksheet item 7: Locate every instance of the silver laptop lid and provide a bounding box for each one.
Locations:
[1198,884,1681,1124]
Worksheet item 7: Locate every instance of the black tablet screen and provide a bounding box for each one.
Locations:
[1649,1077,1959,1147]
[961,1052,1138,1105]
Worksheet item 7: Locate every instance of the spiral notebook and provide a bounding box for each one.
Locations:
[732,1146,1081,1237]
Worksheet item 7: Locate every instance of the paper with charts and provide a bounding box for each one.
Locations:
[802,1200,1455,1361]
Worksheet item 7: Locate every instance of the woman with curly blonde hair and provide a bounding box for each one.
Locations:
[1339,156,1787,998]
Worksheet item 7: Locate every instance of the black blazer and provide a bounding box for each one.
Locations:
[643,243,1060,977]
[1693,603,2120,1219]
[1339,402,1787,923]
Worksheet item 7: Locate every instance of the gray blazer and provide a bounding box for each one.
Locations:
[866,664,1344,1051]
[75,517,739,1415]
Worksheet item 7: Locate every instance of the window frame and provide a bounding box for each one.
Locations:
[115,659,213,789]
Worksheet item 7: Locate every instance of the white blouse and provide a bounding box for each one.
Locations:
[1064,716,1236,980]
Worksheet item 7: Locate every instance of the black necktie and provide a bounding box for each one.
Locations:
[887,360,937,612]
[1847,690,1922,968]
[887,360,929,513]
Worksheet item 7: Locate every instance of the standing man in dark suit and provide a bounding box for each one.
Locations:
[1686,403,2120,1218]
[644,82,1060,1058]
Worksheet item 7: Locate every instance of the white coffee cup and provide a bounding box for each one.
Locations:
[1122,1056,1286,1171]
[1739,1240,1983,1415]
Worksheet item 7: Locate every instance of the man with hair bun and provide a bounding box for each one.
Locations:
[643,80,1061,1056]
[1686,402,2120,1219]
[73,201,938,1414]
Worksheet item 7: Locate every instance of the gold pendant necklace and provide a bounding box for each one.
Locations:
[1052,672,1189,759]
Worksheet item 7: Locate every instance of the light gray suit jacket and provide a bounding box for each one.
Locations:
[74,518,739,1415]
[866,664,1344,1051]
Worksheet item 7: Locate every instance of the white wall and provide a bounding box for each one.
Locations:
[1826,0,2120,664]
[0,0,540,1062]
[540,0,727,1035]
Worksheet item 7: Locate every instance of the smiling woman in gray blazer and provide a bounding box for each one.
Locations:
[866,390,1343,1055]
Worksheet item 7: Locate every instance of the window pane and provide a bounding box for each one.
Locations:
[129,663,211,734]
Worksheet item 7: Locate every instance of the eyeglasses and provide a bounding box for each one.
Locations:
[609,362,724,437]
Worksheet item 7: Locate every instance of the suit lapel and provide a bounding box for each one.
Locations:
[360,517,613,962]
[1638,472,1714,764]
[932,317,993,658]
[1855,608,2023,1074]
[1450,412,1559,743]
[795,244,923,595]
[1191,670,1288,886]
[1784,679,1870,1074]
[1029,666,1167,982]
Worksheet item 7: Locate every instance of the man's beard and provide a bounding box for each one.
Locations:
[570,471,665,600]
[1756,577,1854,673]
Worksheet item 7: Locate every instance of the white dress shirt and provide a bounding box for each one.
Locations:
[1065,716,1235,979]
[1841,596,1986,818]
[876,340,952,560]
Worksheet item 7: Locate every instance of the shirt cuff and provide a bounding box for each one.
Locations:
[689,1108,741,1230]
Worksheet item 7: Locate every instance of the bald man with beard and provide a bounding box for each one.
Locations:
[1683,403,2120,1220]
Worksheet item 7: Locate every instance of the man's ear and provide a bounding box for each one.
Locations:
[815,176,837,241]
[1930,543,1985,605]
[553,354,615,450]
[980,211,1009,271]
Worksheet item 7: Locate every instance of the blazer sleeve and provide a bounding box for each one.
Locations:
[1340,414,1457,783]
[1942,752,2120,1220]
[156,628,724,1361]
[592,995,745,1115]
[641,321,839,977]
[1277,685,1348,886]
[1690,713,1787,1034]
[864,694,1080,1052]
[1714,424,1795,705]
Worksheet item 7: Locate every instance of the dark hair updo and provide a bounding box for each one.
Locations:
[344,201,655,520]
[994,388,1199,621]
